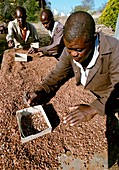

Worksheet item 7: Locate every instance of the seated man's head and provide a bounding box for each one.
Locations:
[40,9,54,31]
[15,6,27,28]
[63,11,96,64]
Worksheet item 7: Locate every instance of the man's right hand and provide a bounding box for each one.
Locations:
[8,40,15,48]
[27,47,38,54]
[26,86,48,106]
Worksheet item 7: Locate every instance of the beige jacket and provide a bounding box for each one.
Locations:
[40,22,64,58]
[6,19,39,48]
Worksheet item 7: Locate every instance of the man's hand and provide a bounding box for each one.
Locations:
[27,47,38,54]
[35,51,44,57]
[27,47,44,57]
[63,104,97,126]
[26,86,48,106]
[8,40,15,48]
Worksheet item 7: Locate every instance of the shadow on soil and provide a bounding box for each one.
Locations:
[105,84,119,169]
[106,115,119,168]
[43,103,60,130]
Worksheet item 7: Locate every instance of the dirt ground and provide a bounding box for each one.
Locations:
[0,25,119,170]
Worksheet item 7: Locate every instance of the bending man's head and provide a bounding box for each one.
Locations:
[64,11,95,42]
[40,9,54,30]
[63,11,96,64]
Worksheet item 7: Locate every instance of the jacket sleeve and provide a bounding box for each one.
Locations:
[6,21,14,42]
[28,23,39,42]
[41,48,74,95]
[90,36,119,115]
[40,23,64,56]
[31,25,39,42]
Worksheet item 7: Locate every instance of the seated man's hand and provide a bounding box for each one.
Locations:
[8,40,15,48]
[27,47,38,54]
[26,86,48,106]
[34,51,44,57]
[63,104,97,126]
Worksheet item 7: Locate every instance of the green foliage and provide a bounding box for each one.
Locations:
[81,0,94,11]
[0,0,16,23]
[72,0,94,13]
[98,0,119,31]
[24,0,40,22]
[72,5,86,13]
[0,0,51,23]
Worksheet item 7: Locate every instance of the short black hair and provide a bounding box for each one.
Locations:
[64,11,95,42]
[40,9,53,20]
[15,6,27,17]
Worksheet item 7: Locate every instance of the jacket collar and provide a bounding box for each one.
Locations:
[86,32,112,86]
[98,32,112,56]
[15,19,30,42]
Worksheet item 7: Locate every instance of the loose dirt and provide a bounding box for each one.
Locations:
[0,25,118,170]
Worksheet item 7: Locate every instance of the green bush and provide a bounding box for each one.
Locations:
[98,0,119,31]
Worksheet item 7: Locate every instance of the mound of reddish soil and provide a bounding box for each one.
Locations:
[0,48,118,170]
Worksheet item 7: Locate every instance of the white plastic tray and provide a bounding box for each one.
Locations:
[15,53,27,62]
[16,105,52,143]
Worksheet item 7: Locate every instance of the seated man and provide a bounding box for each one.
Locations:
[28,9,64,59]
[6,6,39,49]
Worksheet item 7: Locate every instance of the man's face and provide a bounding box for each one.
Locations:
[41,19,52,30]
[40,14,54,30]
[64,36,95,63]
[16,10,26,28]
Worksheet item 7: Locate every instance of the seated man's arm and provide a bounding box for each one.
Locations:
[6,21,15,48]
[39,24,64,56]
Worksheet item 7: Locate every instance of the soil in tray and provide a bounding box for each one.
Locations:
[21,112,49,137]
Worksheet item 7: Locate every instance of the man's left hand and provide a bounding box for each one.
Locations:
[63,104,97,126]
[27,47,38,54]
